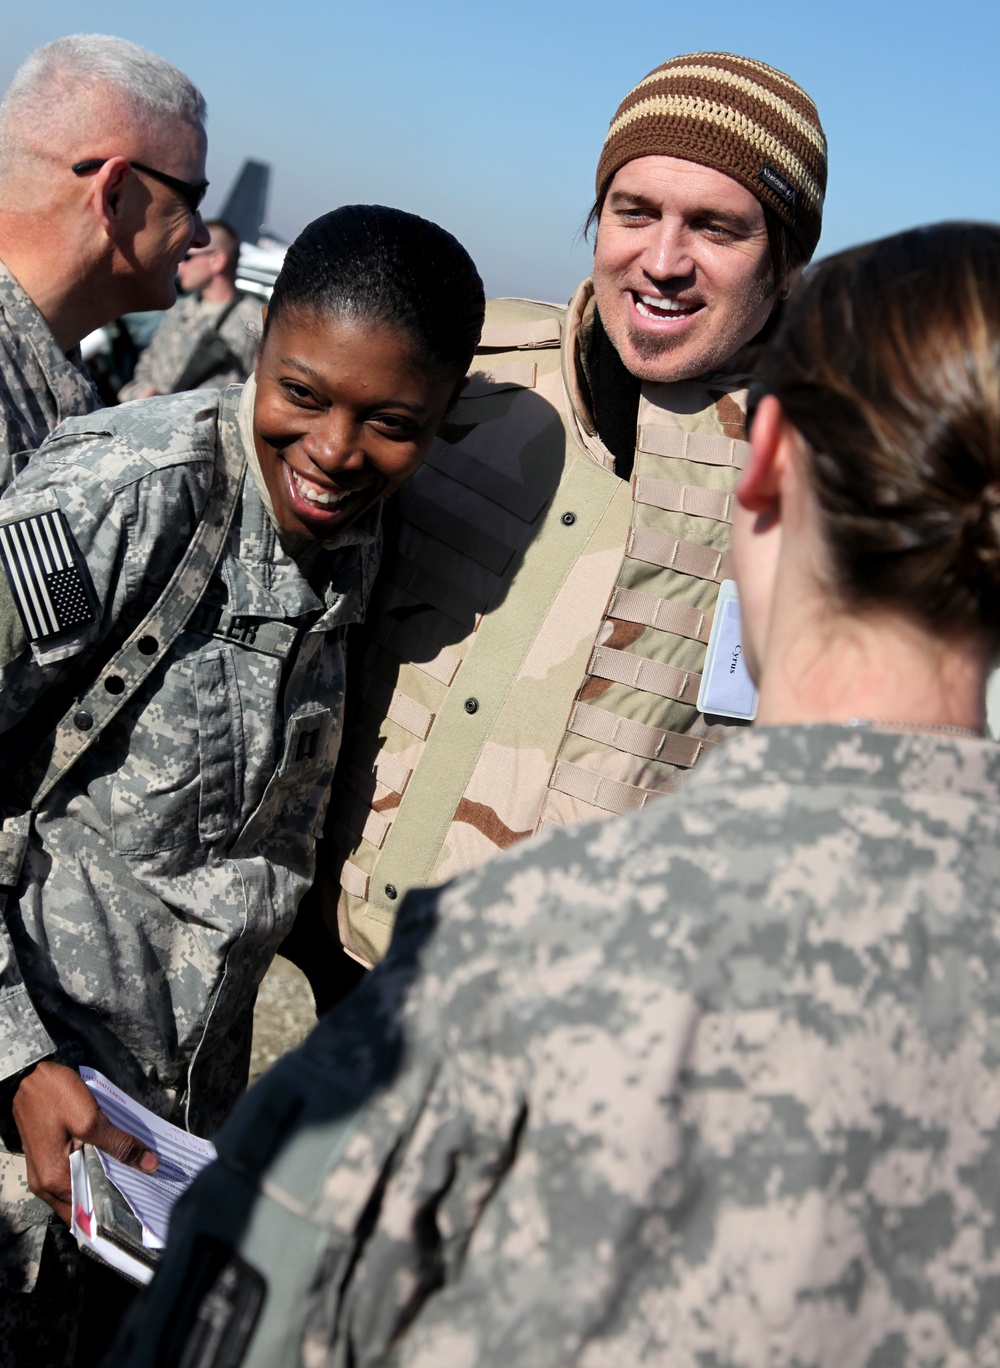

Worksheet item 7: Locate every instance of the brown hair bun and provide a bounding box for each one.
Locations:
[761,223,1000,644]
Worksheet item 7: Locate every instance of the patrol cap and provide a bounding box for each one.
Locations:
[595,53,828,261]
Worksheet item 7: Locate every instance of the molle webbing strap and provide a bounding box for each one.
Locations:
[363,683,435,742]
[637,425,749,468]
[425,447,547,523]
[403,492,519,576]
[478,318,562,350]
[371,750,411,795]
[371,616,463,686]
[568,701,712,767]
[340,861,370,900]
[634,478,734,522]
[27,389,247,811]
[399,534,500,613]
[607,586,712,644]
[392,553,487,624]
[549,759,666,816]
[588,645,699,704]
[335,792,392,851]
[626,525,734,584]
[464,362,537,397]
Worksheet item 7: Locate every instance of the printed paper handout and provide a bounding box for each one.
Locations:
[69,1067,217,1284]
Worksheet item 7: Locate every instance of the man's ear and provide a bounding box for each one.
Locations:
[94,158,133,239]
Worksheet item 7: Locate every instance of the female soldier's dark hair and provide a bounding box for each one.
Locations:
[761,222,1000,643]
[266,205,485,382]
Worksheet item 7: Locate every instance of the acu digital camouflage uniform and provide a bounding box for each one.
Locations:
[114,725,1000,1368]
[0,384,378,1301]
[117,289,262,400]
[0,259,100,490]
[321,280,751,966]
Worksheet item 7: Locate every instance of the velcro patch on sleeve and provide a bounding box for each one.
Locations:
[0,508,97,643]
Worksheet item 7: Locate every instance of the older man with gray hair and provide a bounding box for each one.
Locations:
[0,34,209,489]
[0,36,210,1362]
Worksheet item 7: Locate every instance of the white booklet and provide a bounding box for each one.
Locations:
[69,1067,217,1284]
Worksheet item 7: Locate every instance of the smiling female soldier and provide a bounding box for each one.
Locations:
[0,204,483,1366]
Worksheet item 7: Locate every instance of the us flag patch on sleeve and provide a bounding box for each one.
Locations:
[0,508,97,642]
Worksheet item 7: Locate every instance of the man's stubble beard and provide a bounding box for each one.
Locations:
[620,292,775,383]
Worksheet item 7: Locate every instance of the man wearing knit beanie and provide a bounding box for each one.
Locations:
[109,55,833,1368]
[590,53,825,389]
[303,52,828,1000]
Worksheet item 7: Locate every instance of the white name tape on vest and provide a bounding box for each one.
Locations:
[697,580,758,722]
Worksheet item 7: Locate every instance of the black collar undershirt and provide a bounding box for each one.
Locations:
[585,309,642,482]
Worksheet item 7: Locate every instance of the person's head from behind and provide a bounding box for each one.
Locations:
[178,219,241,297]
[0,34,208,323]
[588,53,827,384]
[254,204,485,542]
[736,223,1000,696]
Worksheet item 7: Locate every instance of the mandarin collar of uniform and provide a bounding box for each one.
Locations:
[0,256,98,418]
[690,722,1000,803]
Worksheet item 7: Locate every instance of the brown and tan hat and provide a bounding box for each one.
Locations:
[595,53,828,261]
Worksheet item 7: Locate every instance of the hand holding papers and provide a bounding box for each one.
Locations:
[70,1068,217,1284]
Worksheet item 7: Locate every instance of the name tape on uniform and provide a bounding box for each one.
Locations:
[0,508,96,643]
[697,580,758,722]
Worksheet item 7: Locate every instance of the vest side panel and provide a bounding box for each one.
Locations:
[325,301,575,964]
[537,380,750,830]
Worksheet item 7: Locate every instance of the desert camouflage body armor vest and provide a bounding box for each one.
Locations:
[323,284,750,965]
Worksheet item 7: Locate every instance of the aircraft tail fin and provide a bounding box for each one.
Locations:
[218,160,270,246]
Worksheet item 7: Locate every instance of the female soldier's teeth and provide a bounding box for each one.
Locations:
[292,470,349,506]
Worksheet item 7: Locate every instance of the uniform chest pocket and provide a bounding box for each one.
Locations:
[111,648,244,855]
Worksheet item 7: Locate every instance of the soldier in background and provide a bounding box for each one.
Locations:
[114,222,1000,1367]
[118,220,262,401]
[0,34,210,485]
[311,53,828,996]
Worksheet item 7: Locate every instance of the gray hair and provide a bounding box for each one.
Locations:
[0,34,206,173]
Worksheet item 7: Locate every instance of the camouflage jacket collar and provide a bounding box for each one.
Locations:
[693,723,1000,805]
[0,257,98,421]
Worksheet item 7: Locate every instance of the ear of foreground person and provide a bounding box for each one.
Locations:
[108,222,1000,1367]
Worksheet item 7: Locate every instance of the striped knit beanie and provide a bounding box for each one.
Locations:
[595,53,827,261]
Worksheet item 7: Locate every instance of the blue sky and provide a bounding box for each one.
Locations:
[3,1,999,300]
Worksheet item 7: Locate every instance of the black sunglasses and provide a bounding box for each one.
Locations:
[72,159,208,215]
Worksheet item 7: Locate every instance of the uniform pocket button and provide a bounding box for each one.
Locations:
[137,636,158,655]
[561,511,577,526]
[104,675,126,695]
[464,697,479,714]
[385,884,398,900]
[73,710,94,731]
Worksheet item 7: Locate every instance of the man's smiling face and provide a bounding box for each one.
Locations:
[592,155,777,384]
